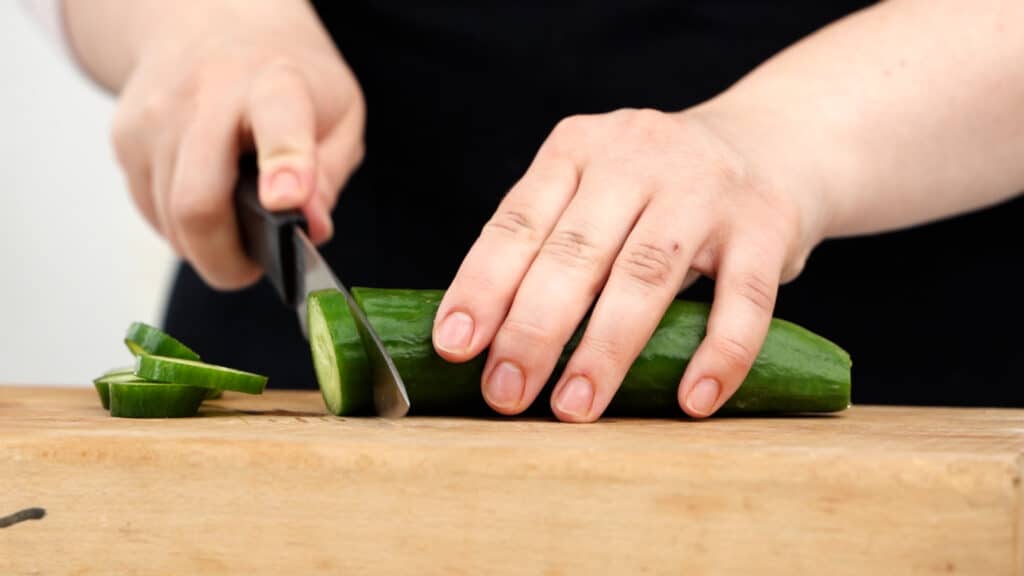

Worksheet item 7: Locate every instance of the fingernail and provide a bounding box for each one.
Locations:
[555,375,594,419]
[486,362,524,410]
[269,170,302,203]
[435,311,474,353]
[686,378,721,417]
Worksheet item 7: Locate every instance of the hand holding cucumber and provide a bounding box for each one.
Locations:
[434,108,826,422]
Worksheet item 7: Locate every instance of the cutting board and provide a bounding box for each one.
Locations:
[1,386,1021,575]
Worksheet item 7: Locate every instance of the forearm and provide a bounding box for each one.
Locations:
[63,0,323,92]
[699,0,1024,238]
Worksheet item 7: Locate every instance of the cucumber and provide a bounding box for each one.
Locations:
[308,287,851,416]
[307,289,371,416]
[134,355,268,395]
[122,323,221,399]
[92,367,139,410]
[108,381,208,418]
[124,322,201,361]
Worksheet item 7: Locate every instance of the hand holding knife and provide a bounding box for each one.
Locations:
[233,154,410,417]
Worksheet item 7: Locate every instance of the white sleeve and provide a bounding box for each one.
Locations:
[20,0,74,59]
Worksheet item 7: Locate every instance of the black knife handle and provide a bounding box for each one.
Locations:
[234,153,308,307]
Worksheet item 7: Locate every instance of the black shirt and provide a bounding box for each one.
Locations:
[165,1,1022,407]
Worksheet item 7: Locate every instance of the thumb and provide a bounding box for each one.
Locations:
[247,61,317,212]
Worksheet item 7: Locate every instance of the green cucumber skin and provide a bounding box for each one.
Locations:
[124,322,201,361]
[94,382,111,410]
[332,288,850,417]
[108,382,207,418]
[352,288,487,415]
[134,355,267,395]
[307,290,372,415]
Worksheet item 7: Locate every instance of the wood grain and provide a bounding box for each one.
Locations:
[1,386,1021,575]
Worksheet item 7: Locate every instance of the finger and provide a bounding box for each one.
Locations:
[432,125,587,362]
[304,187,334,245]
[110,115,159,236]
[170,106,261,290]
[121,158,158,236]
[248,61,318,213]
[152,130,186,256]
[306,103,366,244]
[677,236,783,418]
[482,165,648,415]
[549,197,707,422]
[317,94,365,203]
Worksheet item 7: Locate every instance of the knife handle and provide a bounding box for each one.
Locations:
[234,153,308,307]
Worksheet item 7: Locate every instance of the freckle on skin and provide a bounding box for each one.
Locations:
[671,242,680,254]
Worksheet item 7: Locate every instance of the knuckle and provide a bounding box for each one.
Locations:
[249,57,307,104]
[712,153,751,192]
[500,317,561,349]
[137,94,173,127]
[110,105,145,165]
[546,114,599,159]
[263,56,304,83]
[627,107,667,132]
[169,180,221,232]
[483,208,539,243]
[734,271,777,313]
[551,114,590,140]
[539,227,601,270]
[452,266,500,295]
[709,333,758,373]
[612,108,671,151]
[577,332,628,367]
[615,241,679,290]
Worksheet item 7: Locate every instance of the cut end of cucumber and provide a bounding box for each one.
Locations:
[309,296,343,415]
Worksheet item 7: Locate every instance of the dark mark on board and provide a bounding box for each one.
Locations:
[0,507,46,528]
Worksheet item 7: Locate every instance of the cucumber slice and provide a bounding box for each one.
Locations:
[108,381,208,418]
[92,368,139,410]
[134,355,268,395]
[124,322,200,361]
[307,289,371,415]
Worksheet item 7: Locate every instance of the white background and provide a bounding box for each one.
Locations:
[0,3,175,386]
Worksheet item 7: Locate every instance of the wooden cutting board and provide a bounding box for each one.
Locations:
[1,385,1021,575]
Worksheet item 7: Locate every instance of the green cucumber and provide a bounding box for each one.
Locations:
[92,367,139,410]
[124,322,200,361]
[307,289,371,415]
[121,323,220,399]
[134,355,268,395]
[308,287,851,417]
[108,381,208,418]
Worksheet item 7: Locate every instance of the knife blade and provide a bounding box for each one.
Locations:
[233,154,410,418]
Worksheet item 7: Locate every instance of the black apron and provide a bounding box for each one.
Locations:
[165,1,1023,407]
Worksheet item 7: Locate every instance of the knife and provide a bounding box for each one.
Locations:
[233,154,410,418]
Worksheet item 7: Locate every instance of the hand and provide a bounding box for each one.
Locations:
[433,105,830,421]
[108,2,364,288]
